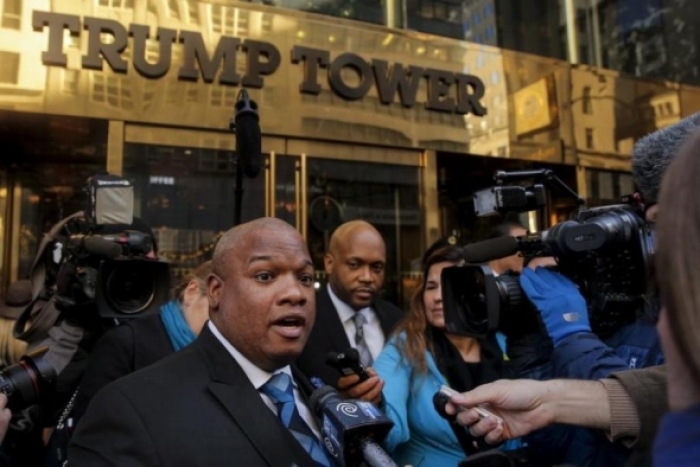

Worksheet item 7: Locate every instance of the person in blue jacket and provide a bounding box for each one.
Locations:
[521,266,664,466]
[372,243,524,467]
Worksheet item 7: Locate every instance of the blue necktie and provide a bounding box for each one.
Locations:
[260,373,333,467]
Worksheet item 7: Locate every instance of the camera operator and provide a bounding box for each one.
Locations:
[68,260,211,429]
[448,113,700,465]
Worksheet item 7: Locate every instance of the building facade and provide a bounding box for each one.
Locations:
[1,0,699,308]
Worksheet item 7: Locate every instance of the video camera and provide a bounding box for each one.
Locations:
[443,169,654,338]
[41,174,170,319]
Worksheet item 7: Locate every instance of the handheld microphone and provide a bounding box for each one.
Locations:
[326,348,370,382]
[231,88,262,179]
[310,385,396,467]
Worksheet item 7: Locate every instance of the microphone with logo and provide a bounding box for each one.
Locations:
[229,88,262,226]
[310,385,397,467]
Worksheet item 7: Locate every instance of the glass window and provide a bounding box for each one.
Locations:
[585,128,595,149]
[582,86,592,114]
[585,169,633,207]
[122,143,266,271]
[0,114,107,281]
[0,52,19,84]
[1,0,21,29]
[305,158,420,308]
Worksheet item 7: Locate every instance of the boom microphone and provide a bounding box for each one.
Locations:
[233,88,262,178]
[463,236,519,264]
[82,237,122,258]
[310,385,396,467]
[632,112,700,203]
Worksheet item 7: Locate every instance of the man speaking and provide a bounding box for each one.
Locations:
[68,218,332,466]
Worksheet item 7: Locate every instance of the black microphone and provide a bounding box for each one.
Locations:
[82,237,122,258]
[232,88,262,179]
[462,236,519,264]
[325,348,370,382]
[310,385,397,467]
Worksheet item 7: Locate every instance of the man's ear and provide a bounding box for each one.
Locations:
[208,274,223,311]
[324,253,334,276]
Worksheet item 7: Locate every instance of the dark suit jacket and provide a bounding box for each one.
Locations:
[71,313,175,425]
[296,285,404,387]
[68,326,319,467]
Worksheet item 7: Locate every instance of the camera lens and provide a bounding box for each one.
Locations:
[0,347,56,412]
[105,263,156,314]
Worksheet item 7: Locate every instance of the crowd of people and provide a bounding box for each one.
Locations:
[0,114,697,466]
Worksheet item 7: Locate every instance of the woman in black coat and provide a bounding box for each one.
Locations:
[70,260,212,424]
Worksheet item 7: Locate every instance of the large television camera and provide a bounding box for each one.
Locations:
[40,174,170,319]
[442,169,654,339]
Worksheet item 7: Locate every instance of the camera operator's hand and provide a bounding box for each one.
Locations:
[0,394,12,444]
[337,367,384,405]
[520,267,590,346]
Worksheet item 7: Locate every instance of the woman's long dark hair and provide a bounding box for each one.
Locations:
[392,245,465,374]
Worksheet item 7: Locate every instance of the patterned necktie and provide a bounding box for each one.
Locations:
[352,312,373,367]
[260,373,333,467]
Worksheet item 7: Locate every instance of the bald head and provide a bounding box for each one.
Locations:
[328,221,385,257]
[207,217,315,372]
[325,220,386,310]
[213,218,305,278]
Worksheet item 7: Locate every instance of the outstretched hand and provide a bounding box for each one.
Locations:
[444,379,555,445]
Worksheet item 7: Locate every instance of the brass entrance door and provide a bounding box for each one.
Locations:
[122,125,427,307]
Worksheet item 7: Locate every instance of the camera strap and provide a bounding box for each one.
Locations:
[13,212,85,344]
[13,295,59,342]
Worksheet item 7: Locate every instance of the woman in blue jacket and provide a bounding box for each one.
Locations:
[373,243,521,466]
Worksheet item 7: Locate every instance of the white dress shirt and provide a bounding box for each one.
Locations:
[327,284,385,361]
[208,321,321,438]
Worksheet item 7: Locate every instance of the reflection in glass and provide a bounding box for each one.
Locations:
[585,168,634,207]
[122,144,265,279]
[250,0,385,26]
[0,114,107,282]
[0,171,6,295]
[305,158,420,309]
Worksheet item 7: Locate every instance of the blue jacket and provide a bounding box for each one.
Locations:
[654,403,700,466]
[374,334,521,467]
[528,319,664,467]
[552,320,664,380]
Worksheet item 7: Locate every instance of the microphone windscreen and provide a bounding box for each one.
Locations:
[236,112,262,179]
[83,237,122,258]
[632,112,700,203]
[463,236,519,264]
[309,385,338,415]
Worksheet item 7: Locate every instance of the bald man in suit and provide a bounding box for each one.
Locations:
[296,221,403,400]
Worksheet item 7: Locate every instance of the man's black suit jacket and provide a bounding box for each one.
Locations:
[296,285,404,387]
[68,326,319,467]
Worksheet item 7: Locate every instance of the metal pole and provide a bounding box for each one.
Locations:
[565,0,579,64]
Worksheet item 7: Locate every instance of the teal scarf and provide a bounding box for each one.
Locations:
[160,300,197,351]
